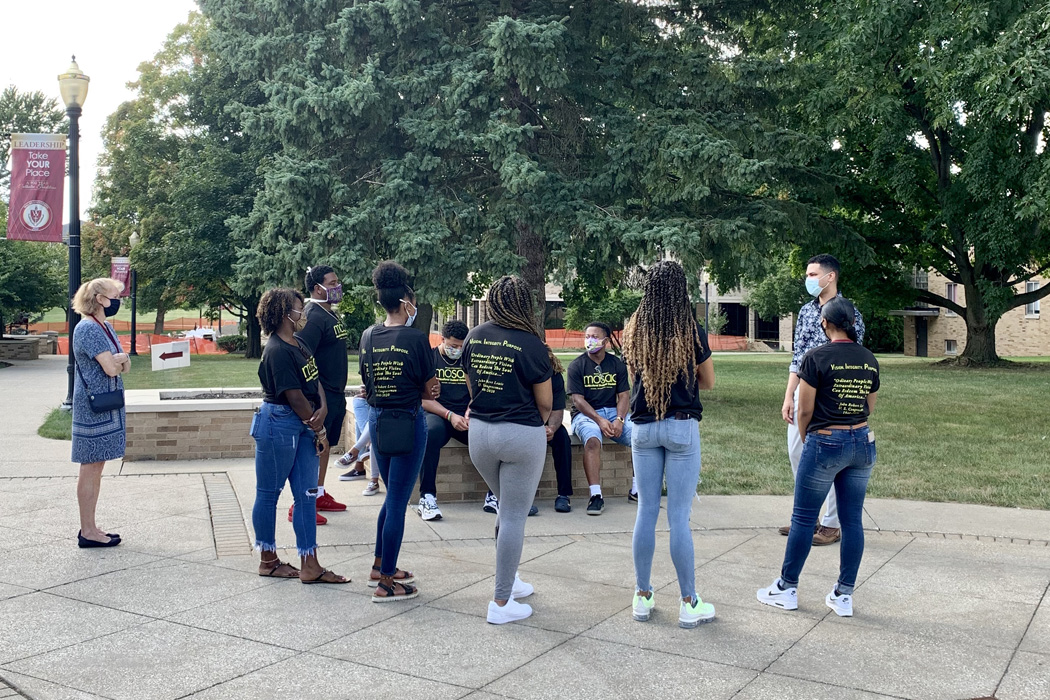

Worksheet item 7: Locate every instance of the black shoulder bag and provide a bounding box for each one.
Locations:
[362,325,415,455]
[75,320,126,413]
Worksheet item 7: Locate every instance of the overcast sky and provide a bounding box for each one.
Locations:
[2,0,200,221]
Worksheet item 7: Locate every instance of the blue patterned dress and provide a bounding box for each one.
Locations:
[71,319,126,463]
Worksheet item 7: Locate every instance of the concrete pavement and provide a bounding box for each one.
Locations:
[1,356,1049,699]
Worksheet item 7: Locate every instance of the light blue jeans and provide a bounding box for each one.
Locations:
[631,417,701,599]
[571,406,634,446]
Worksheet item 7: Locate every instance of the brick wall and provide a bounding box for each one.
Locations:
[0,339,41,361]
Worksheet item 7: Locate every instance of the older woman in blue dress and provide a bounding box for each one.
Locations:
[71,277,130,548]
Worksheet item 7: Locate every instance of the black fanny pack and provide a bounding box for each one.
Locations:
[374,408,416,455]
[75,359,125,413]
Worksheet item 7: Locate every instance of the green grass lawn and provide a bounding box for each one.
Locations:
[38,408,72,440]
[117,351,1050,510]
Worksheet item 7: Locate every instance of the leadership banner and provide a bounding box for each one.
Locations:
[5,133,66,242]
[110,257,131,297]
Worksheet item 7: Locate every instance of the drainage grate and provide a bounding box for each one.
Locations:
[202,473,252,557]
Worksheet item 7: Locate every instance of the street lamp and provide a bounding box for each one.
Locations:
[59,57,90,411]
[128,231,140,355]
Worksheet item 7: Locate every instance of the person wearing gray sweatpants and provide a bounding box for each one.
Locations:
[463,276,554,625]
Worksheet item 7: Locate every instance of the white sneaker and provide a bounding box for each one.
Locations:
[362,481,381,496]
[487,598,533,625]
[632,590,655,621]
[757,578,799,611]
[826,587,853,617]
[512,573,534,599]
[679,596,716,628]
[417,494,443,521]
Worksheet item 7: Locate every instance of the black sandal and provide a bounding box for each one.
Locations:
[368,565,415,588]
[300,568,351,585]
[372,579,419,603]
[259,560,299,578]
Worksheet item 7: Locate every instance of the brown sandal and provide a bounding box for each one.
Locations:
[371,579,419,603]
[259,560,299,578]
[300,568,351,585]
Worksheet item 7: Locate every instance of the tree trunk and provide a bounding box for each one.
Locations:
[415,302,434,339]
[153,299,166,334]
[245,297,262,359]
[516,221,547,340]
[958,315,999,366]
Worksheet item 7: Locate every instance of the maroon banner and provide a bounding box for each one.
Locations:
[5,134,67,242]
[110,257,131,297]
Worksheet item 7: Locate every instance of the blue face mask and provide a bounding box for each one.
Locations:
[400,299,417,327]
[805,272,829,297]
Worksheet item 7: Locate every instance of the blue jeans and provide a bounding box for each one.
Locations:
[631,417,701,599]
[369,406,428,576]
[251,402,319,557]
[572,406,634,447]
[781,427,876,595]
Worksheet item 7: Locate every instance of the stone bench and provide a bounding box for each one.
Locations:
[0,337,41,361]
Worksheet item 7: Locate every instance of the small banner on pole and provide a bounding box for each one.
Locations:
[5,133,67,242]
[110,257,131,297]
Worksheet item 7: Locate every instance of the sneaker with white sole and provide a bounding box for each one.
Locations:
[512,573,534,599]
[487,598,533,625]
[679,596,716,628]
[757,578,798,610]
[632,590,655,621]
[417,494,443,521]
[826,587,853,617]
[483,492,499,514]
[362,481,381,496]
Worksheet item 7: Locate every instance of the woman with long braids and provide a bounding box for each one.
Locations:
[623,261,716,628]
[463,276,553,624]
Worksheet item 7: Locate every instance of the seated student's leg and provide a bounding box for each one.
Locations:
[420,413,452,499]
[615,417,638,497]
[572,412,605,493]
[549,425,573,498]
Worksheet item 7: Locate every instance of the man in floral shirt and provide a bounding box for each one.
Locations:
[780,254,866,545]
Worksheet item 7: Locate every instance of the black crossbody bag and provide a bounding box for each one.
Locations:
[75,319,125,413]
[362,325,415,455]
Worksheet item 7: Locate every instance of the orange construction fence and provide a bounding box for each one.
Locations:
[56,334,225,356]
[30,317,222,334]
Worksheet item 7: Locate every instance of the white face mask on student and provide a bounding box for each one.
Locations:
[400,299,417,326]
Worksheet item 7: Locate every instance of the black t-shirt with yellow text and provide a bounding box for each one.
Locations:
[629,323,712,424]
[359,324,436,409]
[296,301,349,393]
[463,321,553,427]
[259,334,321,410]
[567,352,630,418]
[433,346,470,415]
[797,341,880,432]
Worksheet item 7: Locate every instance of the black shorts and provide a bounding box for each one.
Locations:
[323,388,347,448]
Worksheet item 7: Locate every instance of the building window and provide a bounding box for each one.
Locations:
[945,339,958,355]
[472,301,480,327]
[945,283,958,317]
[1025,281,1041,318]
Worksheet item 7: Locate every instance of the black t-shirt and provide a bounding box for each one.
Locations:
[433,346,471,415]
[567,351,630,418]
[797,341,880,432]
[463,321,553,427]
[629,323,713,424]
[295,302,349,393]
[259,334,321,409]
[359,324,436,409]
[551,372,567,413]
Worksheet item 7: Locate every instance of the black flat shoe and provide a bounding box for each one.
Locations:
[77,531,120,548]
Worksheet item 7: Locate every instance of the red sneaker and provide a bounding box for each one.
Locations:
[288,504,328,525]
[317,493,347,512]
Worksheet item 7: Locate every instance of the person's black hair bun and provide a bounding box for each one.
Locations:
[372,260,409,290]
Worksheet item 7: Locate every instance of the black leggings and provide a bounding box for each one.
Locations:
[420,413,469,497]
[548,425,573,497]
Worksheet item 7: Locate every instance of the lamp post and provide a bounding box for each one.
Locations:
[59,57,90,412]
[128,231,140,355]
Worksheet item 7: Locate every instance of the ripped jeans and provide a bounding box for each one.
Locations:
[251,402,320,557]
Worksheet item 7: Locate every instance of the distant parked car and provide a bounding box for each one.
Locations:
[179,328,216,340]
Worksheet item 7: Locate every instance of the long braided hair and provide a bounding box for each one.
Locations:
[621,261,700,420]
[487,275,543,338]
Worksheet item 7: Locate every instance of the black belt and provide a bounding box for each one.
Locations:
[672,412,694,420]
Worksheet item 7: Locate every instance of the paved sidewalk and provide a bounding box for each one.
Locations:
[1,357,1049,700]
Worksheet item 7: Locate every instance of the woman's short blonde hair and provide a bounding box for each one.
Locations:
[72,278,124,317]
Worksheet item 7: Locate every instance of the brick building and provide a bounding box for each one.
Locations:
[892,270,1046,358]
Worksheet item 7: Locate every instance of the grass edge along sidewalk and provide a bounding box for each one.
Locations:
[47,352,1050,511]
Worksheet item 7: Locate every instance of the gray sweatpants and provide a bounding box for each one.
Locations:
[469,418,547,600]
